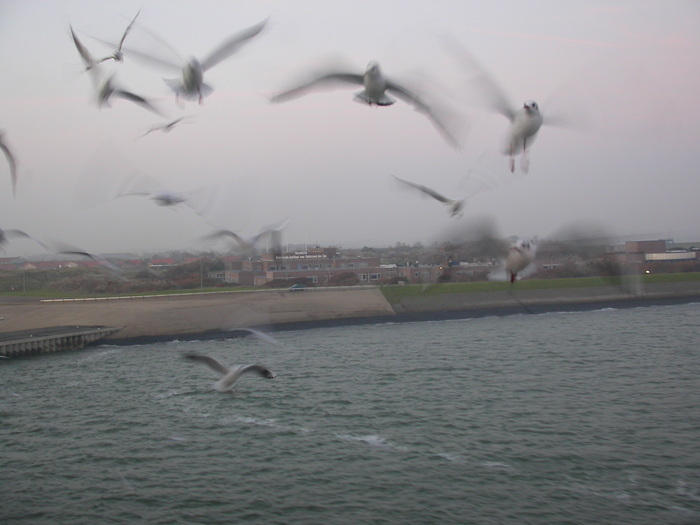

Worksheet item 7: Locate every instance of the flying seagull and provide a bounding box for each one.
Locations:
[97,9,140,64]
[184,353,276,393]
[492,238,537,283]
[139,116,189,138]
[115,190,189,207]
[203,219,289,254]
[392,174,464,217]
[51,241,124,277]
[0,229,47,251]
[122,18,268,104]
[70,25,163,116]
[0,131,17,196]
[271,60,462,149]
[445,38,546,172]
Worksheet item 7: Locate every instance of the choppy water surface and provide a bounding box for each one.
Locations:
[2,303,699,524]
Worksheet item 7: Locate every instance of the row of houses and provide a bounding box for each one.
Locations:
[207,247,459,286]
[2,240,698,286]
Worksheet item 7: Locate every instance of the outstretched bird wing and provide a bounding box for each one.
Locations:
[385,80,462,150]
[0,139,17,196]
[185,353,229,377]
[201,18,268,72]
[271,71,364,103]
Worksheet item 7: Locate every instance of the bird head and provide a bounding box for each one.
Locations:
[366,61,381,74]
[523,100,539,112]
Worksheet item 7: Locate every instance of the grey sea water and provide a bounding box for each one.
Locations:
[1,302,699,524]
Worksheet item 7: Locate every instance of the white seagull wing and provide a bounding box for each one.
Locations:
[200,18,268,71]
[443,36,516,121]
[185,353,230,377]
[385,80,462,150]
[271,72,364,103]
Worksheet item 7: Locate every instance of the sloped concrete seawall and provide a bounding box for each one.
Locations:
[1,281,699,346]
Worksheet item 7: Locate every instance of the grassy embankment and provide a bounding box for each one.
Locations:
[1,273,699,301]
[379,272,700,303]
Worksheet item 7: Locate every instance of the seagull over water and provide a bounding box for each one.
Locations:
[185,353,276,393]
[271,60,462,149]
[123,18,268,104]
[70,25,164,116]
[392,174,465,217]
[0,130,18,196]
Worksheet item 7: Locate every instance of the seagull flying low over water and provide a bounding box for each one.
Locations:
[0,131,17,196]
[271,60,462,149]
[97,9,140,64]
[70,25,163,116]
[185,353,276,393]
[392,174,465,217]
[122,18,268,104]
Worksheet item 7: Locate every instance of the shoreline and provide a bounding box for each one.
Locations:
[1,282,699,347]
[102,293,700,346]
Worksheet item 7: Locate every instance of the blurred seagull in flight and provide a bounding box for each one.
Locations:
[122,18,268,104]
[0,131,18,196]
[97,9,140,64]
[203,219,289,255]
[392,174,464,217]
[116,190,189,207]
[0,229,47,252]
[51,240,125,277]
[184,353,276,393]
[70,25,164,116]
[139,116,190,138]
[445,38,546,172]
[271,60,462,149]
[491,238,537,283]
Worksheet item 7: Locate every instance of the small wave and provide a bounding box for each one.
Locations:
[221,414,309,434]
[479,461,514,471]
[335,433,409,451]
[435,452,463,462]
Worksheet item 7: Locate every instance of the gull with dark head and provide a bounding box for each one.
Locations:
[272,60,463,150]
[392,174,465,218]
[0,130,17,196]
[185,353,276,393]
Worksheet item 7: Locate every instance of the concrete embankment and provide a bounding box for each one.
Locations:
[0,326,122,357]
[1,281,699,347]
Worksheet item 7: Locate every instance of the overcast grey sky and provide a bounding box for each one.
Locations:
[0,0,698,256]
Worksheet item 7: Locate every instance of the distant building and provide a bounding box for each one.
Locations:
[208,247,449,286]
[623,239,698,264]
